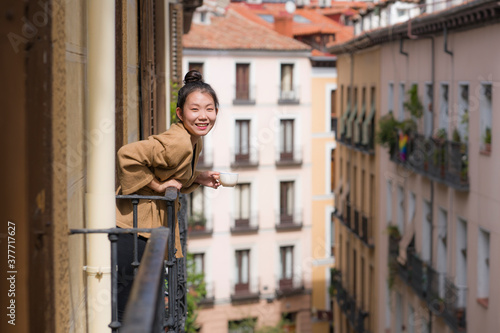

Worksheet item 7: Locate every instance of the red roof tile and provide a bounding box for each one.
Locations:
[183,9,311,51]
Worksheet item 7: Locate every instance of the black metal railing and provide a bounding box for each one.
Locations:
[353,209,360,235]
[337,119,375,155]
[69,188,187,332]
[387,239,467,332]
[390,132,469,191]
[332,272,371,333]
[335,206,374,248]
[275,274,305,298]
[276,148,303,166]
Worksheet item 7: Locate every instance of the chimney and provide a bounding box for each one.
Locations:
[274,12,294,38]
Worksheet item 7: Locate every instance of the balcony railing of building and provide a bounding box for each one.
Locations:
[276,147,303,166]
[331,271,371,333]
[338,109,375,155]
[187,213,212,237]
[388,236,467,332]
[275,210,303,231]
[230,278,260,303]
[275,274,306,298]
[335,202,374,248]
[69,188,187,332]
[233,84,256,105]
[278,85,300,105]
[230,147,259,168]
[197,280,215,307]
[230,214,259,234]
[390,133,469,191]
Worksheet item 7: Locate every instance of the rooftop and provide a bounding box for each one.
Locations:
[183,8,311,51]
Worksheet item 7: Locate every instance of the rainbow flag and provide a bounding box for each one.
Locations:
[399,133,408,161]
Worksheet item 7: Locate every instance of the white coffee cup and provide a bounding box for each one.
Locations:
[219,172,238,187]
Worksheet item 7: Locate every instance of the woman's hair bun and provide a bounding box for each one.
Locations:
[184,70,203,84]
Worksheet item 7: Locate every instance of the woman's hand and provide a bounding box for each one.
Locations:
[195,171,220,189]
[148,178,182,193]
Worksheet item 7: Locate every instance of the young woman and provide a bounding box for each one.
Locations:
[115,70,220,320]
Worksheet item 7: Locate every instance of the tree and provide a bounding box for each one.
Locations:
[185,252,206,333]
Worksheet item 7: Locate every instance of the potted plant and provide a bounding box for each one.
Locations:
[484,127,492,152]
[375,111,399,157]
[404,84,424,119]
[433,128,447,178]
[452,128,461,143]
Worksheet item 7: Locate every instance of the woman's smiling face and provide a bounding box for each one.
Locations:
[176,90,217,142]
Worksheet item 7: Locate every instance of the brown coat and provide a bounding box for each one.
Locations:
[116,122,202,258]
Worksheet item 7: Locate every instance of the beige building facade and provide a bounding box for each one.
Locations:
[332,47,381,333]
[329,1,500,333]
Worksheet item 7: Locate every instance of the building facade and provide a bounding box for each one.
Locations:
[329,1,500,332]
[1,0,199,331]
[183,7,314,332]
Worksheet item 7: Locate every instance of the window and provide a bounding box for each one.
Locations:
[331,213,335,257]
[424,83,433,137]
[330,149,335,193]
[280,64,296,101]
[279,246,294,289]
[399,83,405,121]
[188,187,206,230]
[456,218,467,308]
[386,180,392,224]
[280,181,294,223]
[396,292,403,333]
[188,62,204,76]
[439,83,449,132]
[437,208,448,298]
[480,84,492,152]
[422,200,432,263]
[235,250,250,293]
[234,184,250,227]
[235,63,251,101]
[331,89,337,133]
[408,305,415,333]
[279,119,294,161]
[458,84,469,142]
[477,229,490,305]
[193,253,205,275]
[235,120,250,162]
[397,185,405,233]
[388,83,394,113]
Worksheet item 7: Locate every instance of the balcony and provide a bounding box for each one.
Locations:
[275,275,306,298]
[197,281,215,307]
[230,147,259,168]
[69,189,188,332]
[337,110,375,155]
[390,133,469,191]
[187,214,212,237]
[231,278,260,304]
[331,271,371,333]
[278,85,300,105]
[275,147,303,166]
[233,84,256,105]
[335,203,374,248]
[230,214,259,234]
[275,211,303,231]
[388,237,467,331]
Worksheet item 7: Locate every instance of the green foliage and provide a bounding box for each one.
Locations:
[254,314,295,333]
[386,225,401,239]
[434,128,447,140]
[170,81,180,125]
[229,318,256,332]
[484,127,492,144]
[375,112,399,150]
[398,118,417,134]
[404,84,424,118]
[185,253,207,333]
[452,128,461,143]
[461,110,469,142]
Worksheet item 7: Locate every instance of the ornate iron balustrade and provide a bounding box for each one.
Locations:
[275,210,303,231]
[332,272,371,333]
[276,147,303,166]
[390,132,469,191]
[353,209,360,236]
[336,121,375,155]
[388,244,467,332]
[334,205,374,248]
[69,188,187,332]
[230,278,260,303]
[278,84,300,104]
[275,274,306,298]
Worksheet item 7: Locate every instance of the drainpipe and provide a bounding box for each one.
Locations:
[86,1,116,332]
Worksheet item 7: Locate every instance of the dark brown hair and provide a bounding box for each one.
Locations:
[177,70,219,113]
